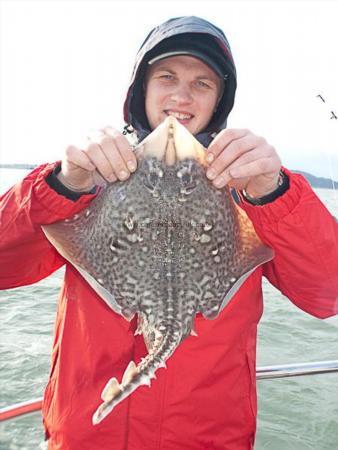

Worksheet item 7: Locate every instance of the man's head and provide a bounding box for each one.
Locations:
[123,16,237,145]
[144,54,223,135]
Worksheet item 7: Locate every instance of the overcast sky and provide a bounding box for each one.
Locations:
[1,0,338,179]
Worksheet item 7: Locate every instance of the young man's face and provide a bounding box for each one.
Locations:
[144,55,222,135]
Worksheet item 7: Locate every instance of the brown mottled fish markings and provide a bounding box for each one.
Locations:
[42,116,274,425]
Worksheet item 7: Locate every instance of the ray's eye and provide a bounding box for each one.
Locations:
[144,171,160,193]
[148,172,159,185]
[177,166,197,199]
[181,172,193,184]
[177,165,196,189]
[143,161,164,194]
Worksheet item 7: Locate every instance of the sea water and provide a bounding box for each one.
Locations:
[0,169,337,450]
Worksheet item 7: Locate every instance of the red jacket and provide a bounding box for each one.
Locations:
[1,163,337,450]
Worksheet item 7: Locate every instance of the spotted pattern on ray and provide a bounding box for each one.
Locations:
[42,116,273,425]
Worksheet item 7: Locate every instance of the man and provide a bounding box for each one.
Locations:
[1,16,337,450]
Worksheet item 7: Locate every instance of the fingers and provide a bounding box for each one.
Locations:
[103,127,137,173]
[205,129,281,190]
[207,128,250,162]
[97,130,135,182]
[60,126,137,192]
[211,151,279,189]
[229,153,281,180]
[206,131,265,178]
[219,146,277,186]
[65,145,96,172]
[84,126,137,183]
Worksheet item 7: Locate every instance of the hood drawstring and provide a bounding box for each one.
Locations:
[122,124,143,149]
[123,124,135,135]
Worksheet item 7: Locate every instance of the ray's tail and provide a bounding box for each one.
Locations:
[92,322,182,424]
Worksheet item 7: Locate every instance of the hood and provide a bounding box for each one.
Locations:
[123,16,237,146]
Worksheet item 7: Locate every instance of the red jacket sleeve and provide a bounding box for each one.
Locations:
[240,168,338,319]
[0,163,97,289]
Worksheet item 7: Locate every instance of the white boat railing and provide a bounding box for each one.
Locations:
[256,359,338,379]
[1,359,337,422]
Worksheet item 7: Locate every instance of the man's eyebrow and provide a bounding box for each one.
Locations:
[152,67,217,82]
[152,66,176,73]
[195,75,218,82]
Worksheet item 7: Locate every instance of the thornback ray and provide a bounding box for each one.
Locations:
[41,116,274,425]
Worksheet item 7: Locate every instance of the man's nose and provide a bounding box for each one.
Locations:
[170,83,193,104]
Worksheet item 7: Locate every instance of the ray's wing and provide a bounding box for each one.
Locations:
[200,202,274,319]
[41,191,135,320]
[223,203,273,303]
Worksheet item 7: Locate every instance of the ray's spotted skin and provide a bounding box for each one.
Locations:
[42,117,274,425]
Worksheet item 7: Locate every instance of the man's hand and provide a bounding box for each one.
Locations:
[205,129,281,198]
[57,126,137,192]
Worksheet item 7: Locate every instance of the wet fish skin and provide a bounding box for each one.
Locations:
[42,117,273,424]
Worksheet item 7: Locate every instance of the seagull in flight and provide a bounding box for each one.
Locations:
[330,111,337,120]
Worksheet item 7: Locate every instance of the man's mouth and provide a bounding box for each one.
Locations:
[164,110,194,121]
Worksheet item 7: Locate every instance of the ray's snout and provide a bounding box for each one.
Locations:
[136,116,207,166]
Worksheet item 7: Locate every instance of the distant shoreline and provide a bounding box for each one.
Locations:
[286,170,338,190]
[1,164,337,190]
[0,163,38,170]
